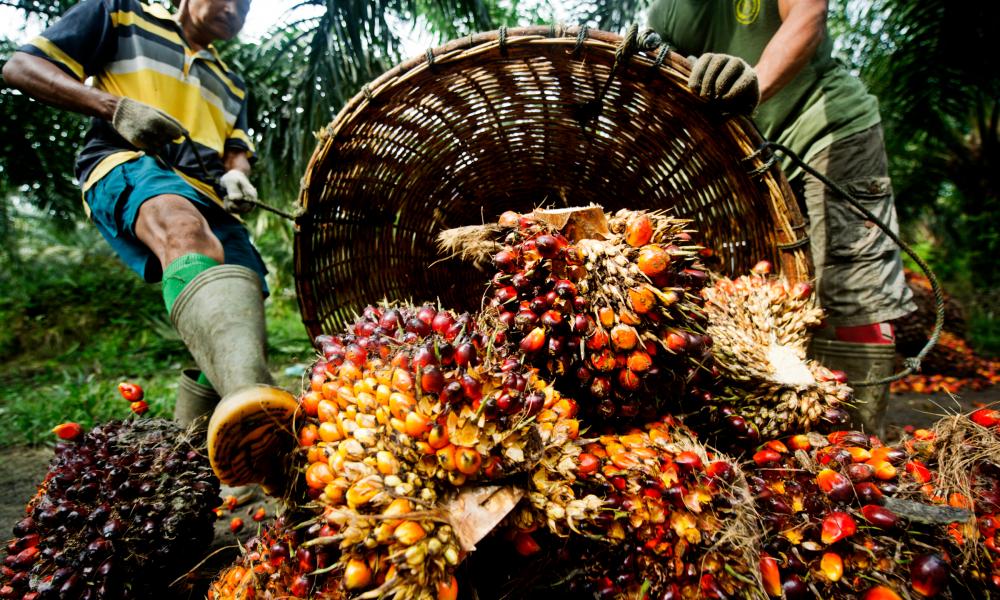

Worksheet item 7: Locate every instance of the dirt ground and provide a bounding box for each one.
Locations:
[1,387,995,592]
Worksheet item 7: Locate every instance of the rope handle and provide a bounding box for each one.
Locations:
[749,141,944,387]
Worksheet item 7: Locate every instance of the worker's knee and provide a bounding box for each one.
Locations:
[137,195,225,264]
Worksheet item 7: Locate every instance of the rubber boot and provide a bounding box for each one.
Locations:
[809,338,896,439]
[174,369,258,505]
[170,265,297,491]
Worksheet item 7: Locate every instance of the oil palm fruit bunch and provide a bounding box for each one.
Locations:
[1,418,219,600]
[288,303,582,599]
[698,265,852,441]
[745,428,976,598]
[209,516,348,599]
[505,416,760,599]
[471,206,713,421]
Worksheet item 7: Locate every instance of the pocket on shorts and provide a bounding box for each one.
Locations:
[826,176,898,261]
[85,169,131,240]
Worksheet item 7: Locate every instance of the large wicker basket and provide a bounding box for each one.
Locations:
[295,26,810,340]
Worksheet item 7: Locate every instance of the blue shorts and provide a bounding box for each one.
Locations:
[84,156,269,294]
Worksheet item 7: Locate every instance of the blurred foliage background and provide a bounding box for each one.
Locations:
[0,0,997,444]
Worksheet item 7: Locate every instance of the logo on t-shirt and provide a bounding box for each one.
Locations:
[734,0,760,25]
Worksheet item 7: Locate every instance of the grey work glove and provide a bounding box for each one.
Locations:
[111,97,187,150]
[688,53,760,115]
[220,169,258,215]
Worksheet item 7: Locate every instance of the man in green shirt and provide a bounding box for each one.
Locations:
[647,0,916,437]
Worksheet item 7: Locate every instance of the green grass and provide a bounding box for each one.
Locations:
[0,232,315,447]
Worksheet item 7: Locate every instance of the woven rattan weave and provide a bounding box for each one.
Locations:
[295,26,810,339]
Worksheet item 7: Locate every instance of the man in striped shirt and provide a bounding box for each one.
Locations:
[3,0,297,499]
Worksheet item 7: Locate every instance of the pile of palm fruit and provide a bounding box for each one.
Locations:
[892,269,1000,394]
[202,207,1000,599]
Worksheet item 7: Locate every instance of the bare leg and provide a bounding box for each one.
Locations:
[134,194,224,268]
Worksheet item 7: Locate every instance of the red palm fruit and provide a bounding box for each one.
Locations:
[252,507,266,522]
[514,531,541,556]
[130,400,149,415]
[627,350,652,373]
[760,553,782,596]
[821,511,857,544]
[493,249,519,272]
[846,463,875,482]
[765,439,789,454]
[229,517,244,533]
[51,422,82,440]
[117,381,144,402]
[706,460,735,482]
[753,449,782,466]
[540,310,563,328]
[420,366,445,394]
[586,328,610,350]
[910,554,952,596]
[971,408,1000,428]
[431,311,455,335]
[578,453,599,475]
[416,305,437,324]
[617,369,641,391]
[628,287,656,314]
[788,434,811,450]
[791,281,813,300]
[609,324,639,351]
[863,586,903,600]
[817,469,854,502]
[752,260,773,275]
[782,575,809,600]
[534,234,560,258]
[905,460,933,484]
[589,376,611,398]
[861,504,899,529]
[637,245,670,277]
[498,210,520,228]
[625,214,654,247]
[519,328,547,353]
[665,330,688,353]
[820,552,844,582]
[674,451,703,471]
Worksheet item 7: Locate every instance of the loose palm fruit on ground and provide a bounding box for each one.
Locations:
[1,419,219,599]
[698,269,852,442]
[463,207,712,421]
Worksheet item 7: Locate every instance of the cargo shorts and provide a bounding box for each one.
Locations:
[792,124,916,327]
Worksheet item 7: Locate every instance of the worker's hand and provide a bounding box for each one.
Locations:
[688,53,760,115]
[111,98,187,150]
[220,170,258,215]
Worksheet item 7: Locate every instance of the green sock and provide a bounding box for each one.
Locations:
[162,253,220,315]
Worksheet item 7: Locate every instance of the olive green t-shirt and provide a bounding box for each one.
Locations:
[647,0,881,180]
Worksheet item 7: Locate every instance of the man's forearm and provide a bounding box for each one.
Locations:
[756,0,828,103]
[2,52,119,120]
[223,150,252,176]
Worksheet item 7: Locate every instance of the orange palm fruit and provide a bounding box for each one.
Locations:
[637,245,669,277]
[456,447,483,475]
[625,214,654,247]
[820,552,844,582]
[394,521,426,545]
[344,558,373,589]
[437,575,460,600]
[759,553,782,596]
[821,511,857,544]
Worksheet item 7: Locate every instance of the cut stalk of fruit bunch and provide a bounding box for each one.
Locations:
[698,269,852,442]
[441,206,714,422]
[1,419,219,600]
[501,416,761,599]
[269,303,584,599]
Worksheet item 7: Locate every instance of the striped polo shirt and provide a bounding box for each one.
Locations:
[19,0,254,205]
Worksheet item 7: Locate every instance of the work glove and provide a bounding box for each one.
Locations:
[688,53,760,115]
[111,97,187,150]
[220,169,258,215]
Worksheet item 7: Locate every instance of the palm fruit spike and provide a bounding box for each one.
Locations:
[740,426,995,599]
[699,269,852,441]
[1,419,219,600]
[449,207,712,421]
[289,303,584,599]
[502,416,760,599]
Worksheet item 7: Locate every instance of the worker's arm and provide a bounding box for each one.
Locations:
[756,0,828,103]
[220,149,258,214]
[2,52,118,120]
[3,51,185,150]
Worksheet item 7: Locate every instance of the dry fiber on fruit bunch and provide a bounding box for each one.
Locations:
[699,265,853,443]
[294,25,811,339]
[0,418,220,600]
[742,410,1000,599]
[892,269,1000,394]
